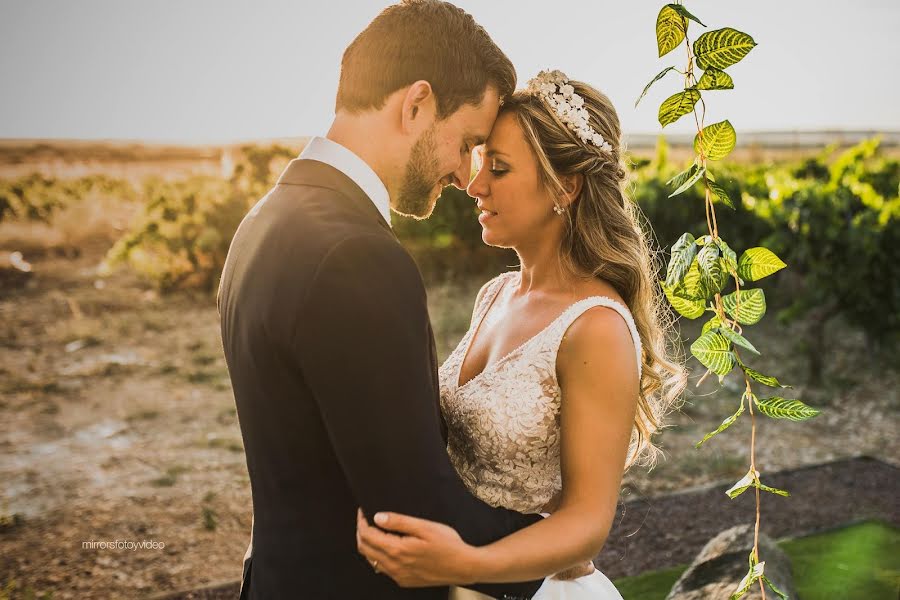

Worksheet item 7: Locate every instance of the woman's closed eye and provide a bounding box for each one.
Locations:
[489,159,508,177]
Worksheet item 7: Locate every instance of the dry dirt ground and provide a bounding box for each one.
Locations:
[1,245,898,598]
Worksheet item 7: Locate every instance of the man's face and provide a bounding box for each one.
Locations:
[394,86,501,219]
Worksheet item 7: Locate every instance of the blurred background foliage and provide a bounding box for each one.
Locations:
[2,136,898,368]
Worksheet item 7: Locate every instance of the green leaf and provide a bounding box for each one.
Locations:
[656,5,686,58]
[696,67,735,90]
[670,4,706,27]
[702,314,723,334]
[757,481,791,497]
[673,259,708,300]
[694,120,737,161]
[659,88,701,128]
[722,289,766,325]
[691,330,735,376]
[762,575,791,600]
[661,280,706,319]
[737,247,787,281]
[731,559,766,598]
[666,161,699,189]
[696,396,744,448]
[697,244,725,294]
[726,468,756,499]
[755,396,821,421]
[741,365,790,388]
[636,66,677,107]
[666,233,698,287]
[669,165,706,197]
[718,326,761,355]
[694,27,758,70]
[714,238,738,276]
[709,181,736,209]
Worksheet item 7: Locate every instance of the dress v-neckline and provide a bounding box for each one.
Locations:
[454,273,566,391]
[454,272,638,392]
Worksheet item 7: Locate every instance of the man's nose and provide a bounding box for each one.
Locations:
[449,160,469,191]
[466,166,487,199]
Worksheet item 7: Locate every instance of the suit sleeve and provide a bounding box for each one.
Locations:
[293,234,544,598]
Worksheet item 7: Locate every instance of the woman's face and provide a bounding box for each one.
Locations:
[466,111,560,249]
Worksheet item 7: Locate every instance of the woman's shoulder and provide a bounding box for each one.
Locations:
[556,280,642,380]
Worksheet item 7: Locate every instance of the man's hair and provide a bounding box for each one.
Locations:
[335,0,516,119]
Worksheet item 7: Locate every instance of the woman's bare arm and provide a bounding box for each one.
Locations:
[462,306,640,582]
[356,306,641,586]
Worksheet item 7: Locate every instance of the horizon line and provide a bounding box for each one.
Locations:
[1,128,898,148]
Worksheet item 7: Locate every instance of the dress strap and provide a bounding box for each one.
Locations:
[546,296,643,380]
[469,271,515,328]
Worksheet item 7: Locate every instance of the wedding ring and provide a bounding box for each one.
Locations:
[371,559,379,572]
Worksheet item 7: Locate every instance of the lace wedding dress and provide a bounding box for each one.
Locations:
[439,271,641,600]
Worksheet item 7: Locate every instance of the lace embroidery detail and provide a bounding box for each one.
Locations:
[439,271,642,513]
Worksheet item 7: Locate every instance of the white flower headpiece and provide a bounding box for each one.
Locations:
[526,70,613,153]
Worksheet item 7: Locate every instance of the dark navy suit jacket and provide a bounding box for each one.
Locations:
[217,158,543,599]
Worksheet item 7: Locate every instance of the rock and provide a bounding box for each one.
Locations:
[666,523,797,600]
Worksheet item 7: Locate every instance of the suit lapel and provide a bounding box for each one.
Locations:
[276,158,394,237]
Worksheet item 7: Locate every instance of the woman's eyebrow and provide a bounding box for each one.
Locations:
[484,149,509,158]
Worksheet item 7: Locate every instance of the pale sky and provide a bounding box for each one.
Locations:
[1,0,898,142]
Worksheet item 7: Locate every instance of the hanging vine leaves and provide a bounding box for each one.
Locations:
[656,4,687,57]
[666,232,699,287]
[694,120,737,161]
[690,329,735,376]
[722,288,767,325]
[659,88,701,127]
[755,396,821,421]
[693,27,758,70]
[669,164,706,197]
[738,247,787,281]
[636,66,677,107]
[638,7,820,597]
[696,67,735,90]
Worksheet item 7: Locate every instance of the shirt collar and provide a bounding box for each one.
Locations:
[299,136,391,227]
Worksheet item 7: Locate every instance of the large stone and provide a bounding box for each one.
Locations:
[666,523,797,600]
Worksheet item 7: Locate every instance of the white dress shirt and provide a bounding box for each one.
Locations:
[299,136,391,227]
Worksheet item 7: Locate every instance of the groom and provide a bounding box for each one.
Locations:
[217,1,545,598]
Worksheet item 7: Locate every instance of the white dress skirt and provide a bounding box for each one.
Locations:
[449,566,624,599]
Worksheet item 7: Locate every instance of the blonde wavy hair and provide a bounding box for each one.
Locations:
[501,80,688,471]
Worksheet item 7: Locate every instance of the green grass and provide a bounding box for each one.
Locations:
[614,564,687,599]
[781,520,900,599]
[612,520,900,600]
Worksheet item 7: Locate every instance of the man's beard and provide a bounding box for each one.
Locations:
[394,125,442,220]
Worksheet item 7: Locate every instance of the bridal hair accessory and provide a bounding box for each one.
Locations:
[527,70,613,153]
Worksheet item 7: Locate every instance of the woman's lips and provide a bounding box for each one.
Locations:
[478,209,497,224]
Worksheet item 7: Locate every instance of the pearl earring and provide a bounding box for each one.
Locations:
[553,204,566,216]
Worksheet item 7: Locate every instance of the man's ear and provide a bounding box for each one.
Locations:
[559,173,584,207]
[402,80,436,134]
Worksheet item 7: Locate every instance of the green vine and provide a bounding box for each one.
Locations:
[637,4,823,599]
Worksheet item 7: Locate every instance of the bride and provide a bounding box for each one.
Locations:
[356,70,686,599]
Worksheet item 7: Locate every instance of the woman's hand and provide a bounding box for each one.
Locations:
[356,508,482,587]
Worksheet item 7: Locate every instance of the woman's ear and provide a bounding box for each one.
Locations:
[559,173,583,207]
[401,80,436,134]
